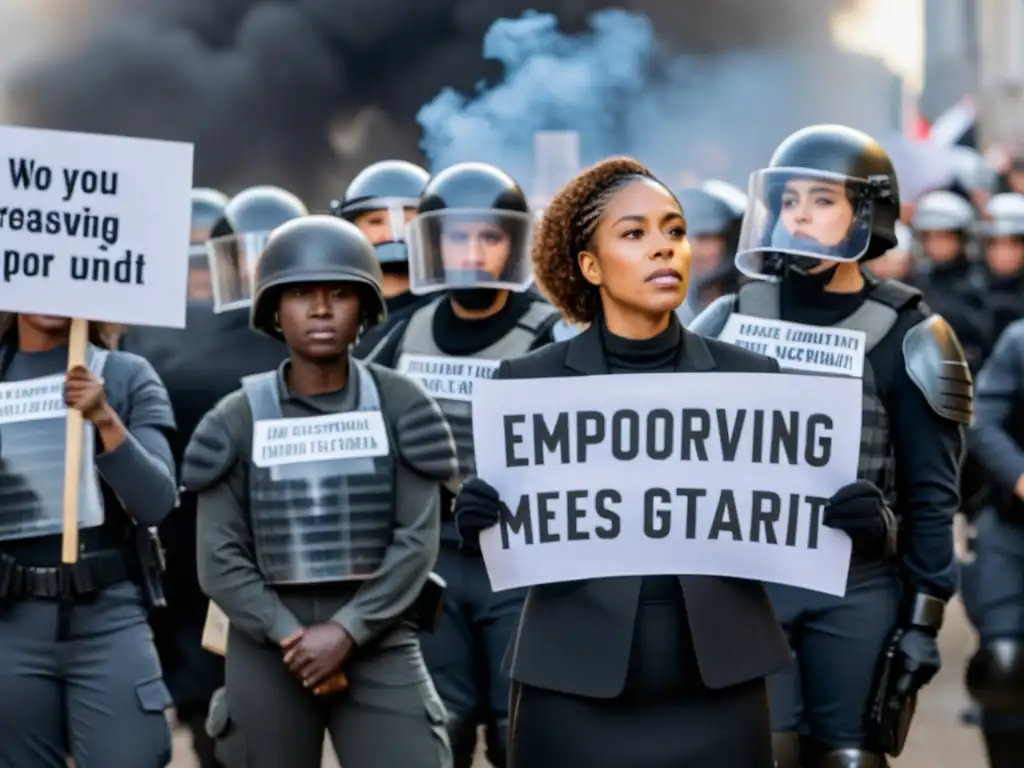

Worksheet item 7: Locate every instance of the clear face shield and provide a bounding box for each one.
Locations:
[734,168,885,281]
[350,198,416,265]
[406,209,533,295]
[206,231,271,313]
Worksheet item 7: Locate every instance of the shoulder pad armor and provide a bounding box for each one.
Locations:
[395,392,460,481]
[868,279,923,312]
[688,294,738,338]
[181,411,239,492]
[903,315,974,425]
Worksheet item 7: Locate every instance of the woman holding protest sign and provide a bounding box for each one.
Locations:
[452,156,876,767]
[181,215,459,768]
[689,125,973,767]
[0,312,179,767]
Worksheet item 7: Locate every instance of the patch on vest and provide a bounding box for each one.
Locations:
[396,353,500,402]
[0,374,66,423]
[719,314,867,378]
[251,412,390,468]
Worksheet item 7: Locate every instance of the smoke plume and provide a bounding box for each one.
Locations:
[2,1,881,206]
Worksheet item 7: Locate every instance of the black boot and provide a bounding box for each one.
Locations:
[982,729,1024,768]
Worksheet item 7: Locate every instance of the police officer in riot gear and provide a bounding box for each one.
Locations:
[691,124,972,767]
[976,193,1024,341]
[965,315,1024,768]
[332,160,436,359]
[124,185,301,767]
[0,314,178,767]
[181,215,458,768]
[907,190,991,370]
[187,188,230,303]
[675,180,746,324]
[364,162,560,767]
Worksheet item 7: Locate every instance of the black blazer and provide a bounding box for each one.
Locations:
[495,322,792,699]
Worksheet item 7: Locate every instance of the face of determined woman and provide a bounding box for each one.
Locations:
[578,179,691,322]
[276,282,362,361]
[778,178,855,272]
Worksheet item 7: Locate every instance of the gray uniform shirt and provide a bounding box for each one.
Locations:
[194,362,445,647]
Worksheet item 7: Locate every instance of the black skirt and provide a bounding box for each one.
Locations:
[509,578,774,768]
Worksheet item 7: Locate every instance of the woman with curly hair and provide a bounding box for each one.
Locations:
[453,157,792,767]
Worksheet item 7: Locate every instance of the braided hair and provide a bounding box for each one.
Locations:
[532,157,655,325]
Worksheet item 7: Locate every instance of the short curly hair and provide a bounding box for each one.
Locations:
[533,156,655,325]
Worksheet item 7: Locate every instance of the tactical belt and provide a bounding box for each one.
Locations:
[0,550,129,600]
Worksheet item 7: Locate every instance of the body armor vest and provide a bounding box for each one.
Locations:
[0,347,109,541]
[243,360,394,585]
[714,281,905,503]
[394,297,558,479]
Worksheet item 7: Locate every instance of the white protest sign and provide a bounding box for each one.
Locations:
[719,314,867,378]
[396,353,500,402]
[251,412,390,468]
[0,374,66,425]
[0,125,194,328]
[473,372,861,597]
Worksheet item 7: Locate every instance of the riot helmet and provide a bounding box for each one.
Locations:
[251,216,385,341]
[207,186,308,313]
[188,188,229,302]
[407,162,533,308]
[330,160,429,266]
[677,181,746,310]
[976,193,1024,278]
[735,124,900,281]
[912,190,976,267]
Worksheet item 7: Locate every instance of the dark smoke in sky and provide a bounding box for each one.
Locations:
[4,0,875,206]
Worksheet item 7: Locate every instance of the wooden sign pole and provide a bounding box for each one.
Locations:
[61,318,89,565]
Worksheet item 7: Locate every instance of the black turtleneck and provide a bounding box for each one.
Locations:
[774,275,962,600]
[600,312,681,374]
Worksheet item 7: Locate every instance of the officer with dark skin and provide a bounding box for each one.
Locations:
[124,186,302,768]
[906,190,991,371]
[364,162,561,767]
[181,216,459,768]
[0,313,178,767]
[691,124,973,767]
[674,180,746,325]
[332,160,435,359]
[963,317,1024,768]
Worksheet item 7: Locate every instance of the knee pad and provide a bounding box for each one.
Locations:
[816,748,887,767]
[485,717,509,767]
[771,731,801,768]
[966,639,1024,711]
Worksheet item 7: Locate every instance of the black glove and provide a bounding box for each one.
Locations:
[454,478,503,554]
[823,480,897,559]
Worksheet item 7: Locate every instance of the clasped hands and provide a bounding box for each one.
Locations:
[279,622,355,697]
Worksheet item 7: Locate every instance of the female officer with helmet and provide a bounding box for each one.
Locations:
[691,124,972,767]
[182,215,459,768]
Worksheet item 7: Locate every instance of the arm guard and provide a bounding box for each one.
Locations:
[180,411,238,492]
[903,315,974,426]
[687,293,738,338]
[395,393,460,482]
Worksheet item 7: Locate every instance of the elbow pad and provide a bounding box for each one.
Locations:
[903,315,974,426]
[181,413,238,492]
[395,393,460,482]
[688,294,738,337]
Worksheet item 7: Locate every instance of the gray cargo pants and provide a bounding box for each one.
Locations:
[209,590,451,768]
[0,581,173,768]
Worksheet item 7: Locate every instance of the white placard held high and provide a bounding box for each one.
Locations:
[473,372,862,597]
[719,314,867,378]
[0,125,194,328]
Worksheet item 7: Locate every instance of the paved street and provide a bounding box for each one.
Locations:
[168,597,987,767]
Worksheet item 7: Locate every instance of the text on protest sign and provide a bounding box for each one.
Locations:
[396,353,500,402]
[472,372,862,597]
[251,412,390,469]
[0,375,66,426]
[0,125,194,328]
[718,314,867,378]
